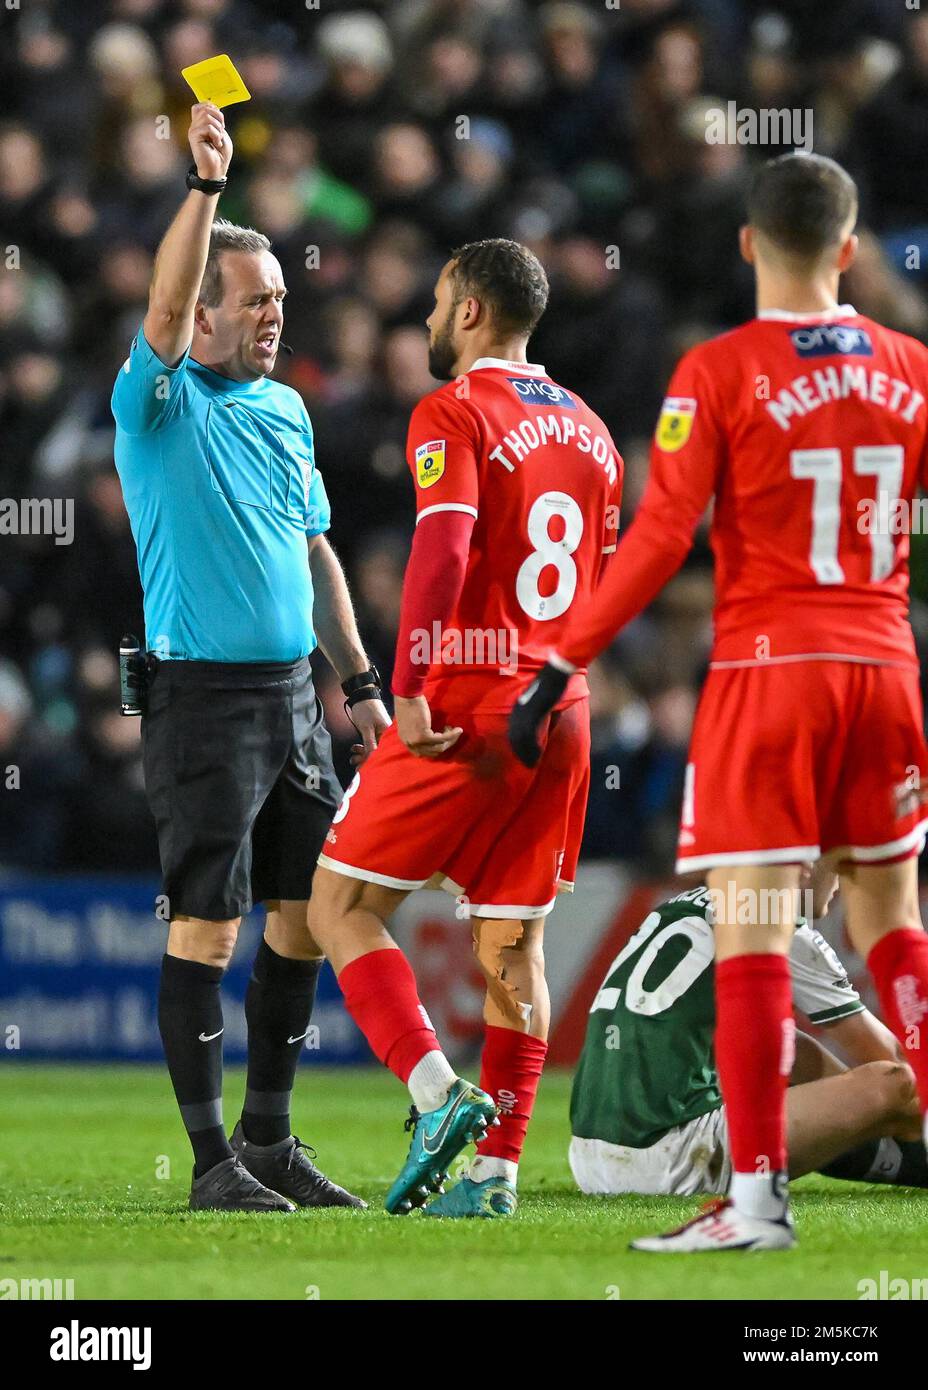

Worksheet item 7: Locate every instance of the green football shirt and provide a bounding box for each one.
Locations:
[570,885,864,1150]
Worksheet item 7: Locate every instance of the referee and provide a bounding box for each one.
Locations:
[112,103,389,1212]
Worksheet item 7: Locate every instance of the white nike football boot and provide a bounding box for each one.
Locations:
[630,1197,796,1253]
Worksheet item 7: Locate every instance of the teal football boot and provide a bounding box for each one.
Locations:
[385,1078,498,1215]
[422,1174,518,1219]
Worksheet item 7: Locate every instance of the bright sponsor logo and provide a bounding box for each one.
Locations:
[415,439,446,488]
[507,377,577,409]
[655,397,697,453]
[789,325,874,358]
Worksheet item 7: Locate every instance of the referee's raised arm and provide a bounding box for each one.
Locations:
[145,103,232,368]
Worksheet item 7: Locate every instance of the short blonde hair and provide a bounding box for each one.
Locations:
[199,219,272,306]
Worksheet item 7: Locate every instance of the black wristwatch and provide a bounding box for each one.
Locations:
[186,164,227,195]
[342,665,382,709]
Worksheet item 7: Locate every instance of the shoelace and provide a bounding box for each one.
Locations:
[288,1136,318,1172]
[224,1158,264,1195]
[665,1196,730,1236]
[403,1106,421,1135]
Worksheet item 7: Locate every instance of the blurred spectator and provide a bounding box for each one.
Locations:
[0,659,68,870]
[310,12,397,186]
[435,119,515,246]
[846,13,928,251]
[842,230,928,340]
[1,349,70,493]
[632,18,707,187]
[370,123,449,241]
[536,3,627,174]
[647,96,755,326]
[532,234,668,444]
[89,22,165,175]
[94,115,186,249]
[71,242,153,373]
[0,125,56,255]
[359,220,437,325]
[60,696,158,872]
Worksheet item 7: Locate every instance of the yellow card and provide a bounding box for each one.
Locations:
[181,54,251,109]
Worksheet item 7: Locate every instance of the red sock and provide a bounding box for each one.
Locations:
[338,948,441,1083]
[476,1025,548,1164]
[715,955,793,1175]
[868,927,928,1109]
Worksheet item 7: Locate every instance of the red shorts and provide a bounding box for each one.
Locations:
[676,659,928,874]
[319,698,591,919]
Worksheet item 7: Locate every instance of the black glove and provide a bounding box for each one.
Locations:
[508,662,569,767]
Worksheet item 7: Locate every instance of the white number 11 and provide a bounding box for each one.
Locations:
[790,445,905,585]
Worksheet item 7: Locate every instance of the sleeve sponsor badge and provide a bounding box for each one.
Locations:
[415,439,446,488]
[655,397,697,452]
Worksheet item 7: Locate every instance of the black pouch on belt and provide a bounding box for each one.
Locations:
[119,634,151,716]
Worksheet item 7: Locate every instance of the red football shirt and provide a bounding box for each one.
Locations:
[558,307,928,670]
[400,356,623,711]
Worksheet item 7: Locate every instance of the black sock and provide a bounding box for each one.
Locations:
[241,940,321,1146]
[894,1140,928,1187]
[820,1140,884,1182]
[818,1137,928,1187]
[158,953,232,1178]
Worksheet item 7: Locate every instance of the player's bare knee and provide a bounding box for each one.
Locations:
[204,921,239,966]
[264,909,323,963]
[877,1059,917,1116]
[857,1060,917,1123]
[169,916,240,968]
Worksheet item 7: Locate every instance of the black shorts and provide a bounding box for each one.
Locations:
[141,656,342,921]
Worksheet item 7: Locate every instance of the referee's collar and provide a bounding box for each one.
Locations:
[189,358,270,392]
[468,357,547,375]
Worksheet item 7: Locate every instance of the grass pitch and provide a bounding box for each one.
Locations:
[2,1064,927,1301]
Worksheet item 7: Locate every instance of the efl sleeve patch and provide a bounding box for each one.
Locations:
[655,397,697,453]
[415,439,446,488]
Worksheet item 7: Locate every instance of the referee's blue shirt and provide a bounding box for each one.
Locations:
[112,326,330,662]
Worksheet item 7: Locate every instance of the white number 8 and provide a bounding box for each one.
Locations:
[516,491,584,621]
[332,771,361,824]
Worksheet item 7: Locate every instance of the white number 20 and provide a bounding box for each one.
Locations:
[516,491,584,621]
[791,445,904,585]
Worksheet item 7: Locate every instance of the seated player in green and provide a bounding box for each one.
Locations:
[570,864,928,1196]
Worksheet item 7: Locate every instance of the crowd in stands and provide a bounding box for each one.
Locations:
[1,0,926,876]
